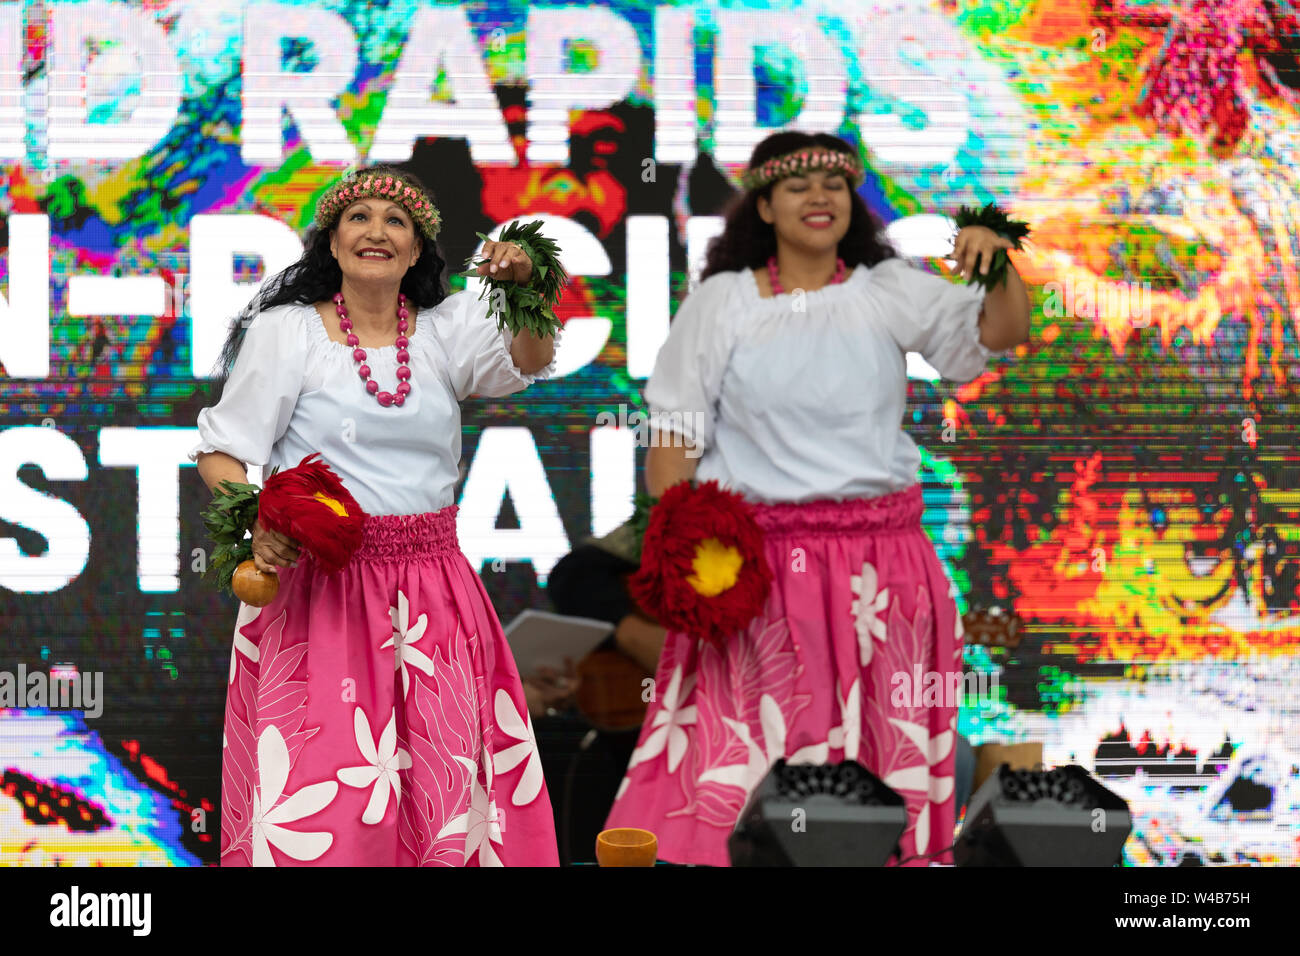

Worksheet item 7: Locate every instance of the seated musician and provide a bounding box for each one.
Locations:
[521,518,667,864]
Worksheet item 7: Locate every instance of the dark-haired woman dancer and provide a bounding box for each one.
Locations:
[191,165,561,866]
[604,133,1030,865]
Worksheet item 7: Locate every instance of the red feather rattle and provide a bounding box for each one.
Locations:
[229,453,368,606]
[628,480,772,649]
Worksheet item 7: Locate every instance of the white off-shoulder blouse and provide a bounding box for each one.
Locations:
[188,289,557,516]
[643,257,1009,504]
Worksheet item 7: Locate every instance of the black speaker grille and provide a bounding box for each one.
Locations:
[774,761,887,805]
[998,766,1097,811]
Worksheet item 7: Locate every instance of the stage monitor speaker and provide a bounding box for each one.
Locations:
[955,763,1131,866]
[728,759,907,866]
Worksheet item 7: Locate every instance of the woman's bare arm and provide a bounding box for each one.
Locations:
[978,260,1032,351]
[195,450,249,494]
[194,450,300,572]
[509,328,556,375]
[645,438,699,498]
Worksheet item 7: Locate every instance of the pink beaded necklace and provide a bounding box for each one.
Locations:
[765,256,848,295]
[333,291,412,407]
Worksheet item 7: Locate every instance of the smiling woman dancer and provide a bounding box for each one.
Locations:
[603,132,1031,866]
[191,165,561,866]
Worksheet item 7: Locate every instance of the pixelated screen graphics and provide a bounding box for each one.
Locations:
[2,0,1299,865]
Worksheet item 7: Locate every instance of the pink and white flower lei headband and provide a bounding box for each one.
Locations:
[314,172,442,241]
[740,148,865,191]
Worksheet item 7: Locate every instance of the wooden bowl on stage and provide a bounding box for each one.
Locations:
[595,828,657,867]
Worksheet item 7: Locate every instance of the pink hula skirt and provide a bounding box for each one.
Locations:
[221,507,558,866]
[603,485,962,866]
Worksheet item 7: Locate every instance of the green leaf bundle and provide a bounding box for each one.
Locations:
[462,220,568,338]
[952,202,1032,291]
[199,478,263,598]
[627,491,659,564]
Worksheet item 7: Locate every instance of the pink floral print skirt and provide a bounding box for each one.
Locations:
[220,507,558,866]
[603,484,962,866]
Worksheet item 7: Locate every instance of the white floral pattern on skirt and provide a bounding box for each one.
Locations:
[605,485,961,866]
[221,509,558,866]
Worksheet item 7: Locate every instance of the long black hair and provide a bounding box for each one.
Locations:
[210,164,450,385]
[699,132,897,281]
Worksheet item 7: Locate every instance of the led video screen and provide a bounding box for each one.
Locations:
[2,0,1298,865]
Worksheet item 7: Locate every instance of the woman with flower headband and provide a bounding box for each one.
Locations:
[603,132,1031,865]
[190,165,562,866]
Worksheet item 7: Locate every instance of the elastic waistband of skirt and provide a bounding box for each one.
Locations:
[346,507,460,562]
[751,485,923,536]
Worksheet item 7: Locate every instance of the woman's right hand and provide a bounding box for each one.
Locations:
[251,519,301,574]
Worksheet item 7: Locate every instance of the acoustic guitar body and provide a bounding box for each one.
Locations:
[574,649,651,732]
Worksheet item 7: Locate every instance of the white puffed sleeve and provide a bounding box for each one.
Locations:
[871,257,1009,384]
[431,288,559,401]
[187,306,308,466]
[642,272,738,452]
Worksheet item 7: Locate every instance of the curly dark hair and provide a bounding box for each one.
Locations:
[699,132,897,281]
[210,164,450,384]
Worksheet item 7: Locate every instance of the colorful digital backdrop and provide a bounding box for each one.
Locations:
[2,0,1299,866]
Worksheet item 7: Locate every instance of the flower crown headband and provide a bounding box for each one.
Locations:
[740,147,866,191]
[314,172,442,242]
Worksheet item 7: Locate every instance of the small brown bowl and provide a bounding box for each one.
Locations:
[595,828,657,867]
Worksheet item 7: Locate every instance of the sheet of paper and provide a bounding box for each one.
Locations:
[503,609,615,677]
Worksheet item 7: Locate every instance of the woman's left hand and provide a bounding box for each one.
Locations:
[952,225,1015,282]
[476,240,533,284]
